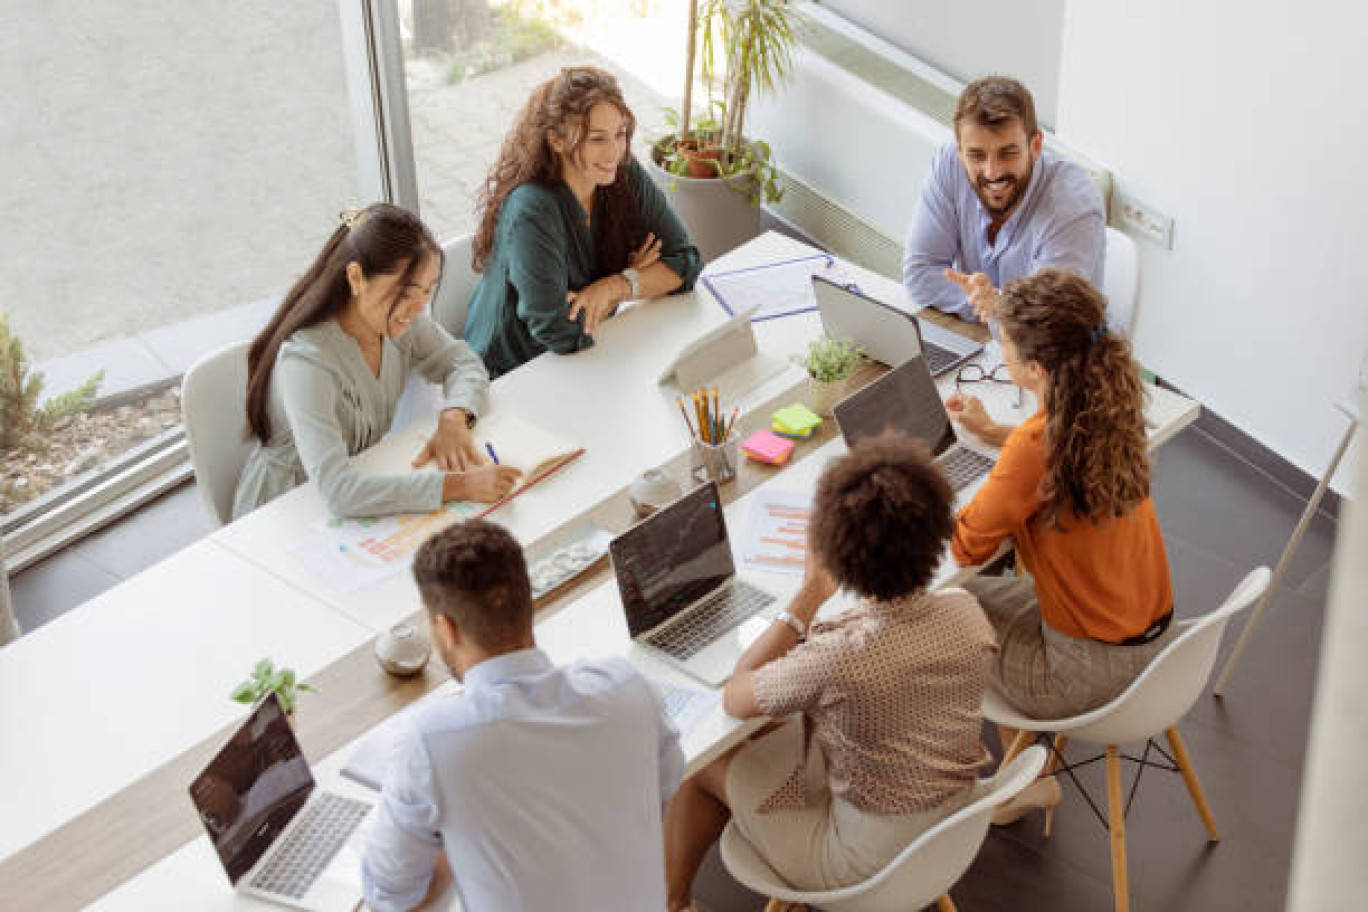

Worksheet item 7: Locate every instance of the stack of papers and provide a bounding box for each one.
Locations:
[742,430,795,466]
[772,403,822,440]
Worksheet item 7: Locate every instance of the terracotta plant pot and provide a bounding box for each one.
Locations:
[675,138,725,179]
[647,138,763,264]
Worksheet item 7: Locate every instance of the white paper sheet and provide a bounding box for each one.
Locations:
[702,253,860,322]
[739,489,814,577]
[287,502,482,595]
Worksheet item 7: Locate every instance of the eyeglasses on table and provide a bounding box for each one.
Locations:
[955,363,1023,409]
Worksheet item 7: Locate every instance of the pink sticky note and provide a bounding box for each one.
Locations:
[742,429,795,466]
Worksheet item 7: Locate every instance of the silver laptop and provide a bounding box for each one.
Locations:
[833,354,996,501]
[610,480,778,687]
[190,693,371,912]
[813,274,982,375]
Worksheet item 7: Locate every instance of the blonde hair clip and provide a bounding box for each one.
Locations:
[339,207,365,229]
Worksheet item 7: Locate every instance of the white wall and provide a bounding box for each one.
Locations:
[817,0,1065,125]
[1057,0,1367,492]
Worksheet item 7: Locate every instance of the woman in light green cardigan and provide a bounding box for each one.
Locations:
[465,66,703,378]
[233,204,523,520]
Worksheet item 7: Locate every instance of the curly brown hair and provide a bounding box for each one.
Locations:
[997,269,1150,524]
[412,519,534,651]
[472,66,643,277]
[809,432,955,602]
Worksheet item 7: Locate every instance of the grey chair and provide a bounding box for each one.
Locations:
[431,233,479,339]
[181,341,253,526]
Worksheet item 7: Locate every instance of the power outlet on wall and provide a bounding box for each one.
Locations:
[1113,185,1174,249]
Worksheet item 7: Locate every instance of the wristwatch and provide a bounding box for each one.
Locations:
[621,267,642,299]
[443,407,477,429]
[769,608,808,639]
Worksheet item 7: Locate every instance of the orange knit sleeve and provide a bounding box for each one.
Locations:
[952,413,1047,565]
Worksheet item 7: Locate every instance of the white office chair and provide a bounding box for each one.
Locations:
[1102,226,1139,338]
[181,341,253,526]
[431,232,479,339]
[985,567,1271,912]
[720,745,1048,912]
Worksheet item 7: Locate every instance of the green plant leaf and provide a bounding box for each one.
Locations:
[253,657,274,679]
[230,681,257,703]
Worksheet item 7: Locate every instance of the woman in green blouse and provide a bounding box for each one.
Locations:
[464,66,703,378]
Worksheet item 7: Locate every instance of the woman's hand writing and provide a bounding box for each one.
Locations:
[413,409,483,471]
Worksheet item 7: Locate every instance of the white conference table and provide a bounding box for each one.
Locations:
[97,379,1197,910]
[210,231,856,634]
[0,539,374,861]
[0,232,879,887]
[4,229,1199,907]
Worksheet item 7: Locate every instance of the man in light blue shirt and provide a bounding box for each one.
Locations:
[903,76,1105,323]
[361,520,686,912]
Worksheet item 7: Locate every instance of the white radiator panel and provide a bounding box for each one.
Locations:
[749,47,952,245]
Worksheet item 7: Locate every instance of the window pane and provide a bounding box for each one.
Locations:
[398,0,688,243]
[1,2,361,516]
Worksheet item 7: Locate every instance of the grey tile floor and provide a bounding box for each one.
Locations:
[7,421,1338,911]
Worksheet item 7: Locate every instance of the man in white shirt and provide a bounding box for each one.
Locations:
[361,519,686,911]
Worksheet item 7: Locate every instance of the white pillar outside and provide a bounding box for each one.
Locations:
[0,542,18,646]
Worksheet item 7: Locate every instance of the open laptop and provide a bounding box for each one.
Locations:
[189,693,372,912]
[813,274,982,375]
[833,354,996,501]
[610,480,778,687]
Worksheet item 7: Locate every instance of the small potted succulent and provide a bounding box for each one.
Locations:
[795,334,864,416]
[231,657,315,719]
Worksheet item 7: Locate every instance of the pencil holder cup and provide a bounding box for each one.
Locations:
[690,433,741,485]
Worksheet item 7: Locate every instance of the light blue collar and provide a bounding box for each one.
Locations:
[463,647,551,691]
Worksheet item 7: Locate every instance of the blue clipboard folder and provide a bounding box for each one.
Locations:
[701,253,857,322]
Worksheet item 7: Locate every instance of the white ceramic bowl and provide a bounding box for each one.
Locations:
[628,468,683,518]
[374,623,431,677]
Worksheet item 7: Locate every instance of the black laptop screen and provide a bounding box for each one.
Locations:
[833,355,957,456]
[189,693,315,884]
[611,480,735,638]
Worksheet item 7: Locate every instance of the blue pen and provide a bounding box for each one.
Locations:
[485,442,499,464]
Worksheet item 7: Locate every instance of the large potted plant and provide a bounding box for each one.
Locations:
[648,0,800,263]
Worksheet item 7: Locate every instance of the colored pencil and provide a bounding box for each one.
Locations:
[676,396,696,438]
[723,406,740,441]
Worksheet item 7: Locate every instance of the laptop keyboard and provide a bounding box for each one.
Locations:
[923,341,959,375]
[646,580,776,661]
[939,446,994,491]
[249,792,370,900]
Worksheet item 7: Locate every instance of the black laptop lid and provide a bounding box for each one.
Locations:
[189,693,315,884]
[832,355,957,457]
[611,480,735,638]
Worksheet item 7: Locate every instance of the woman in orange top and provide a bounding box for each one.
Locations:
[950,268,1174,748]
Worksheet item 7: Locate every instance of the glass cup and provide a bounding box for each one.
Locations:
[690,433,741,485]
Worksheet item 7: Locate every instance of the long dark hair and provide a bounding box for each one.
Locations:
[472,66,644,278]
[997,269,1150,524]
[245,203,440,444]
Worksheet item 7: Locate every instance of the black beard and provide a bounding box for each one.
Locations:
[976,177,1022,216]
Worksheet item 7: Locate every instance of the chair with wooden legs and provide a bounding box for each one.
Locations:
[984,567,1271,912]
[719,746,1047,912]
